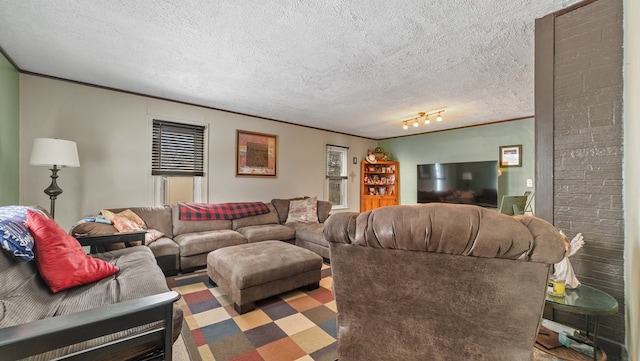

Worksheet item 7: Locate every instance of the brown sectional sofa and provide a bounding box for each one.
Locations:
[72,198,332,274]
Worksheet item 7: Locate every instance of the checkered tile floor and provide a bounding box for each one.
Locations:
[166,265,337,361]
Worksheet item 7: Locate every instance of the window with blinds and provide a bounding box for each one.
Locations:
[326,144,348,208]
[152,119,205,176]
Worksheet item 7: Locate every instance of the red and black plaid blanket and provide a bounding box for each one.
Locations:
[178,202,270,221]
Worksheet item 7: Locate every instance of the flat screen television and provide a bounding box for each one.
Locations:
[417,160,498,208]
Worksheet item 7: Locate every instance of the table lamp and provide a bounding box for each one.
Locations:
[29,138,80,219]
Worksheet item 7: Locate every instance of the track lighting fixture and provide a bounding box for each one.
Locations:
[401,109,445,130]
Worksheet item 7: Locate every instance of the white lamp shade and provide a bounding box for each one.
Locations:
[462,172,473,180]
[29,138,80,167]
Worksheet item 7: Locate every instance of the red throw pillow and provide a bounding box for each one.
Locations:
[26,210,119,293]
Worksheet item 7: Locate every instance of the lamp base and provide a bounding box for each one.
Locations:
[43,165,63,219]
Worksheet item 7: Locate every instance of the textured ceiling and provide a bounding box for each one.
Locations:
[0,0,581,139]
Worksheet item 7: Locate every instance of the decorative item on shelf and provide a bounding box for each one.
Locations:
[401,109,445,130]
[29,138,80,219]
[365,150,377,163]
[373,147,387,161]
[366,148,388,162]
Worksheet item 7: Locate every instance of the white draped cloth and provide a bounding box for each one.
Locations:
[553,232,584,289]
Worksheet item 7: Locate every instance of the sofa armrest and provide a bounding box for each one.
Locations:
[0,291,181,360]
[323,212,358,245]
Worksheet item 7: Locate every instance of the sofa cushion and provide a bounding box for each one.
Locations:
[272,197,332,224]
[59,247,170,312]
[109,206,174,239]
[317,200,332,223]
[0,232,60,327]
[102,209,146,233]
[288,222,328,248]
[231,203,280,230]
[236,224,296,243]
[26,210,119,293]
[271,197,306,224]
[286,196,319,224]
[69,221,126,251]
[145,229,165,245]
[148,237,180,257]
[173,230,246,257]
[0,205,44,261]
[71,221,119,236]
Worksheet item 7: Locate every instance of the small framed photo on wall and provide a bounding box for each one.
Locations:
[499,145,522,167]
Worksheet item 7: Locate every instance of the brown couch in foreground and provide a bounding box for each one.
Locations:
[324,203,566,361]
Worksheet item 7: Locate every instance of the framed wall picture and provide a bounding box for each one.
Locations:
[236,130,277,177]
[499,144,522,167]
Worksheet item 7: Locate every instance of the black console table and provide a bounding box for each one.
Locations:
[74,231,147,253]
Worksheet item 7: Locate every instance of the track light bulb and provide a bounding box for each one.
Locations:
[402,121,408,130]
[413,118,419,127]
[436,112,443,122]
[424,115,430,125]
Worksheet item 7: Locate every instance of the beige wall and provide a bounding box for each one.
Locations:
[18,74,375,229]
[624,0,639,359]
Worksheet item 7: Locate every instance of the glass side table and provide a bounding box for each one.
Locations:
[539,284,619,361]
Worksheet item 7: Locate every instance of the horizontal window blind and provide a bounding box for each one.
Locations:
[152,119,205,176]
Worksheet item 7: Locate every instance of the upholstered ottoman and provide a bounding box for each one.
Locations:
[207,240,323,314]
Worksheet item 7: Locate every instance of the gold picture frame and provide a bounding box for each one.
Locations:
[499,144,522,167]
[236,130,277,177]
